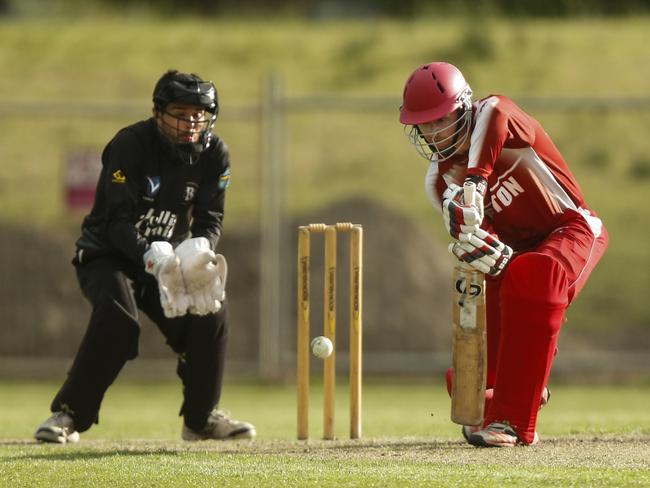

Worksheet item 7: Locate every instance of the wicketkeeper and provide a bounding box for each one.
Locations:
[34,70,255,443]
[400,62,608,447]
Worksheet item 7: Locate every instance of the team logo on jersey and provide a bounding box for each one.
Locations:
[145,176,161,198]
[218,168,231,190]
[112,169,126,184]
[183,183,198,204]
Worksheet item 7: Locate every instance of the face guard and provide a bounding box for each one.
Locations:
[153,77,219,165]
[159,106,216,146]
[404,101,472,162]
[399,62,473,162]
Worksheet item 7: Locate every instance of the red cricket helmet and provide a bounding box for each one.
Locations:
[399,62,472,125]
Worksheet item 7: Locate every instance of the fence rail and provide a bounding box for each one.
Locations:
[1,84,649,379]
[2,96,650,118]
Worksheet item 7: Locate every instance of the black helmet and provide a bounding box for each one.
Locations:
[152,70,219,164]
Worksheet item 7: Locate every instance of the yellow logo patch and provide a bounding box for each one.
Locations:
[112,169,126,184]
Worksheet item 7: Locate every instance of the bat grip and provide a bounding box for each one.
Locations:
[463,181,476,206]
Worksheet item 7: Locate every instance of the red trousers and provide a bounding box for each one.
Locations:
[446,212,608,443]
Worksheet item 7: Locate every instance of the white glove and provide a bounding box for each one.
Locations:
[442,182,483,242]
[144,241,191,318]
[448,228,513,276]
[175,237,227,316]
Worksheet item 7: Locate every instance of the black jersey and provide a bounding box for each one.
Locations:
[75,118,231,266]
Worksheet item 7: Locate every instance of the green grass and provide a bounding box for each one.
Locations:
[0,17,648,339]
[1,379,649,487]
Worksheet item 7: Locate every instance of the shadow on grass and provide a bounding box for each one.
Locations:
[0,437,468,460]
[0,440,185,462]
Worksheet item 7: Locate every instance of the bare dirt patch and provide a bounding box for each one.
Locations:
[4,435,649,469]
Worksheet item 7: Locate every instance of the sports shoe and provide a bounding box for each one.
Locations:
[34,412,80,444]
[461,386,550,442]
[468,421,539,447]
[181,409,256,441]
[462,424,480,441]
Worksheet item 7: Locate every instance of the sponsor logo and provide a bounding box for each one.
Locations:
[455,278,482,298]
[136,208,178,239]
[112,169,126,184]
[455,276,483,308]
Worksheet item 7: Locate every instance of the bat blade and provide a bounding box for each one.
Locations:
[451,265,487,426]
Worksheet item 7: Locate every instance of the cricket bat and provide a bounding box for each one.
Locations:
[450,182,487,426]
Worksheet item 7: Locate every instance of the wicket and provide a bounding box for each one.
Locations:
[297,223,363,440]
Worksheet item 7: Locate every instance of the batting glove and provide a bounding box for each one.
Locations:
[442,176,486,241]
[175,237,227,316]
[448,228,512,276]
[144,241,192,318]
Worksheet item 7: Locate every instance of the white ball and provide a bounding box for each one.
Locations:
[311,336,334,359]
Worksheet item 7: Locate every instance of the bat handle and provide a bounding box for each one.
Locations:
[459,181,483,276]
[463,181,476,207]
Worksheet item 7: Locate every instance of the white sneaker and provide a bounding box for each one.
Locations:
[461,387,550,443]
[34,412,80,444]
[468,421,539,447]
[181,409,256,441]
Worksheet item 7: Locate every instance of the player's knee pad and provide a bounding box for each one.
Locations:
[502,252,569,306]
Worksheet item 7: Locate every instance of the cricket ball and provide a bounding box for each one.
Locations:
[311,336,334,359]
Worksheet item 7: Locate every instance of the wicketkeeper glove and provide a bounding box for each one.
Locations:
[175,237,227,316]
[144,241,192,318]
[448,228,513,276]
[442,176,486,241]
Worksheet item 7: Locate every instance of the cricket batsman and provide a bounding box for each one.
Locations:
[399,62,608,446]
[34,70,255,443]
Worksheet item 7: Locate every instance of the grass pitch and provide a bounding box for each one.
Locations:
[1,379,648,487]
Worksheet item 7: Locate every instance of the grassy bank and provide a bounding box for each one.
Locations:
[0,17,648,338]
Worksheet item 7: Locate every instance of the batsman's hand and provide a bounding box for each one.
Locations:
[448,228,512,276]
[175,237,227,316]
[442,176,486,241]
[144,241,192,318]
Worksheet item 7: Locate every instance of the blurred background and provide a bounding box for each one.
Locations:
[0,0,648,383]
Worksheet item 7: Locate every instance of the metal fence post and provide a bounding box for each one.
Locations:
[258,72,287,380]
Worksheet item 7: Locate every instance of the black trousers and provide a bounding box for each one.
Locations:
[51,256,229,432]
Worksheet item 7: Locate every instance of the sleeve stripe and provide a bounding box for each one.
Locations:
[468,97,499,170]
[519,147,577,211]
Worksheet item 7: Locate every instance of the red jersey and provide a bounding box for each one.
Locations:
[425,95,600,250]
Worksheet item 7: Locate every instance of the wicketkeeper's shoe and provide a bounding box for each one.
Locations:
[468,422,539,447]
[34,412,80,444]
[181,409,256,441]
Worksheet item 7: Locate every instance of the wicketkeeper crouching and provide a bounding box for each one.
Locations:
[34,70,255,443]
